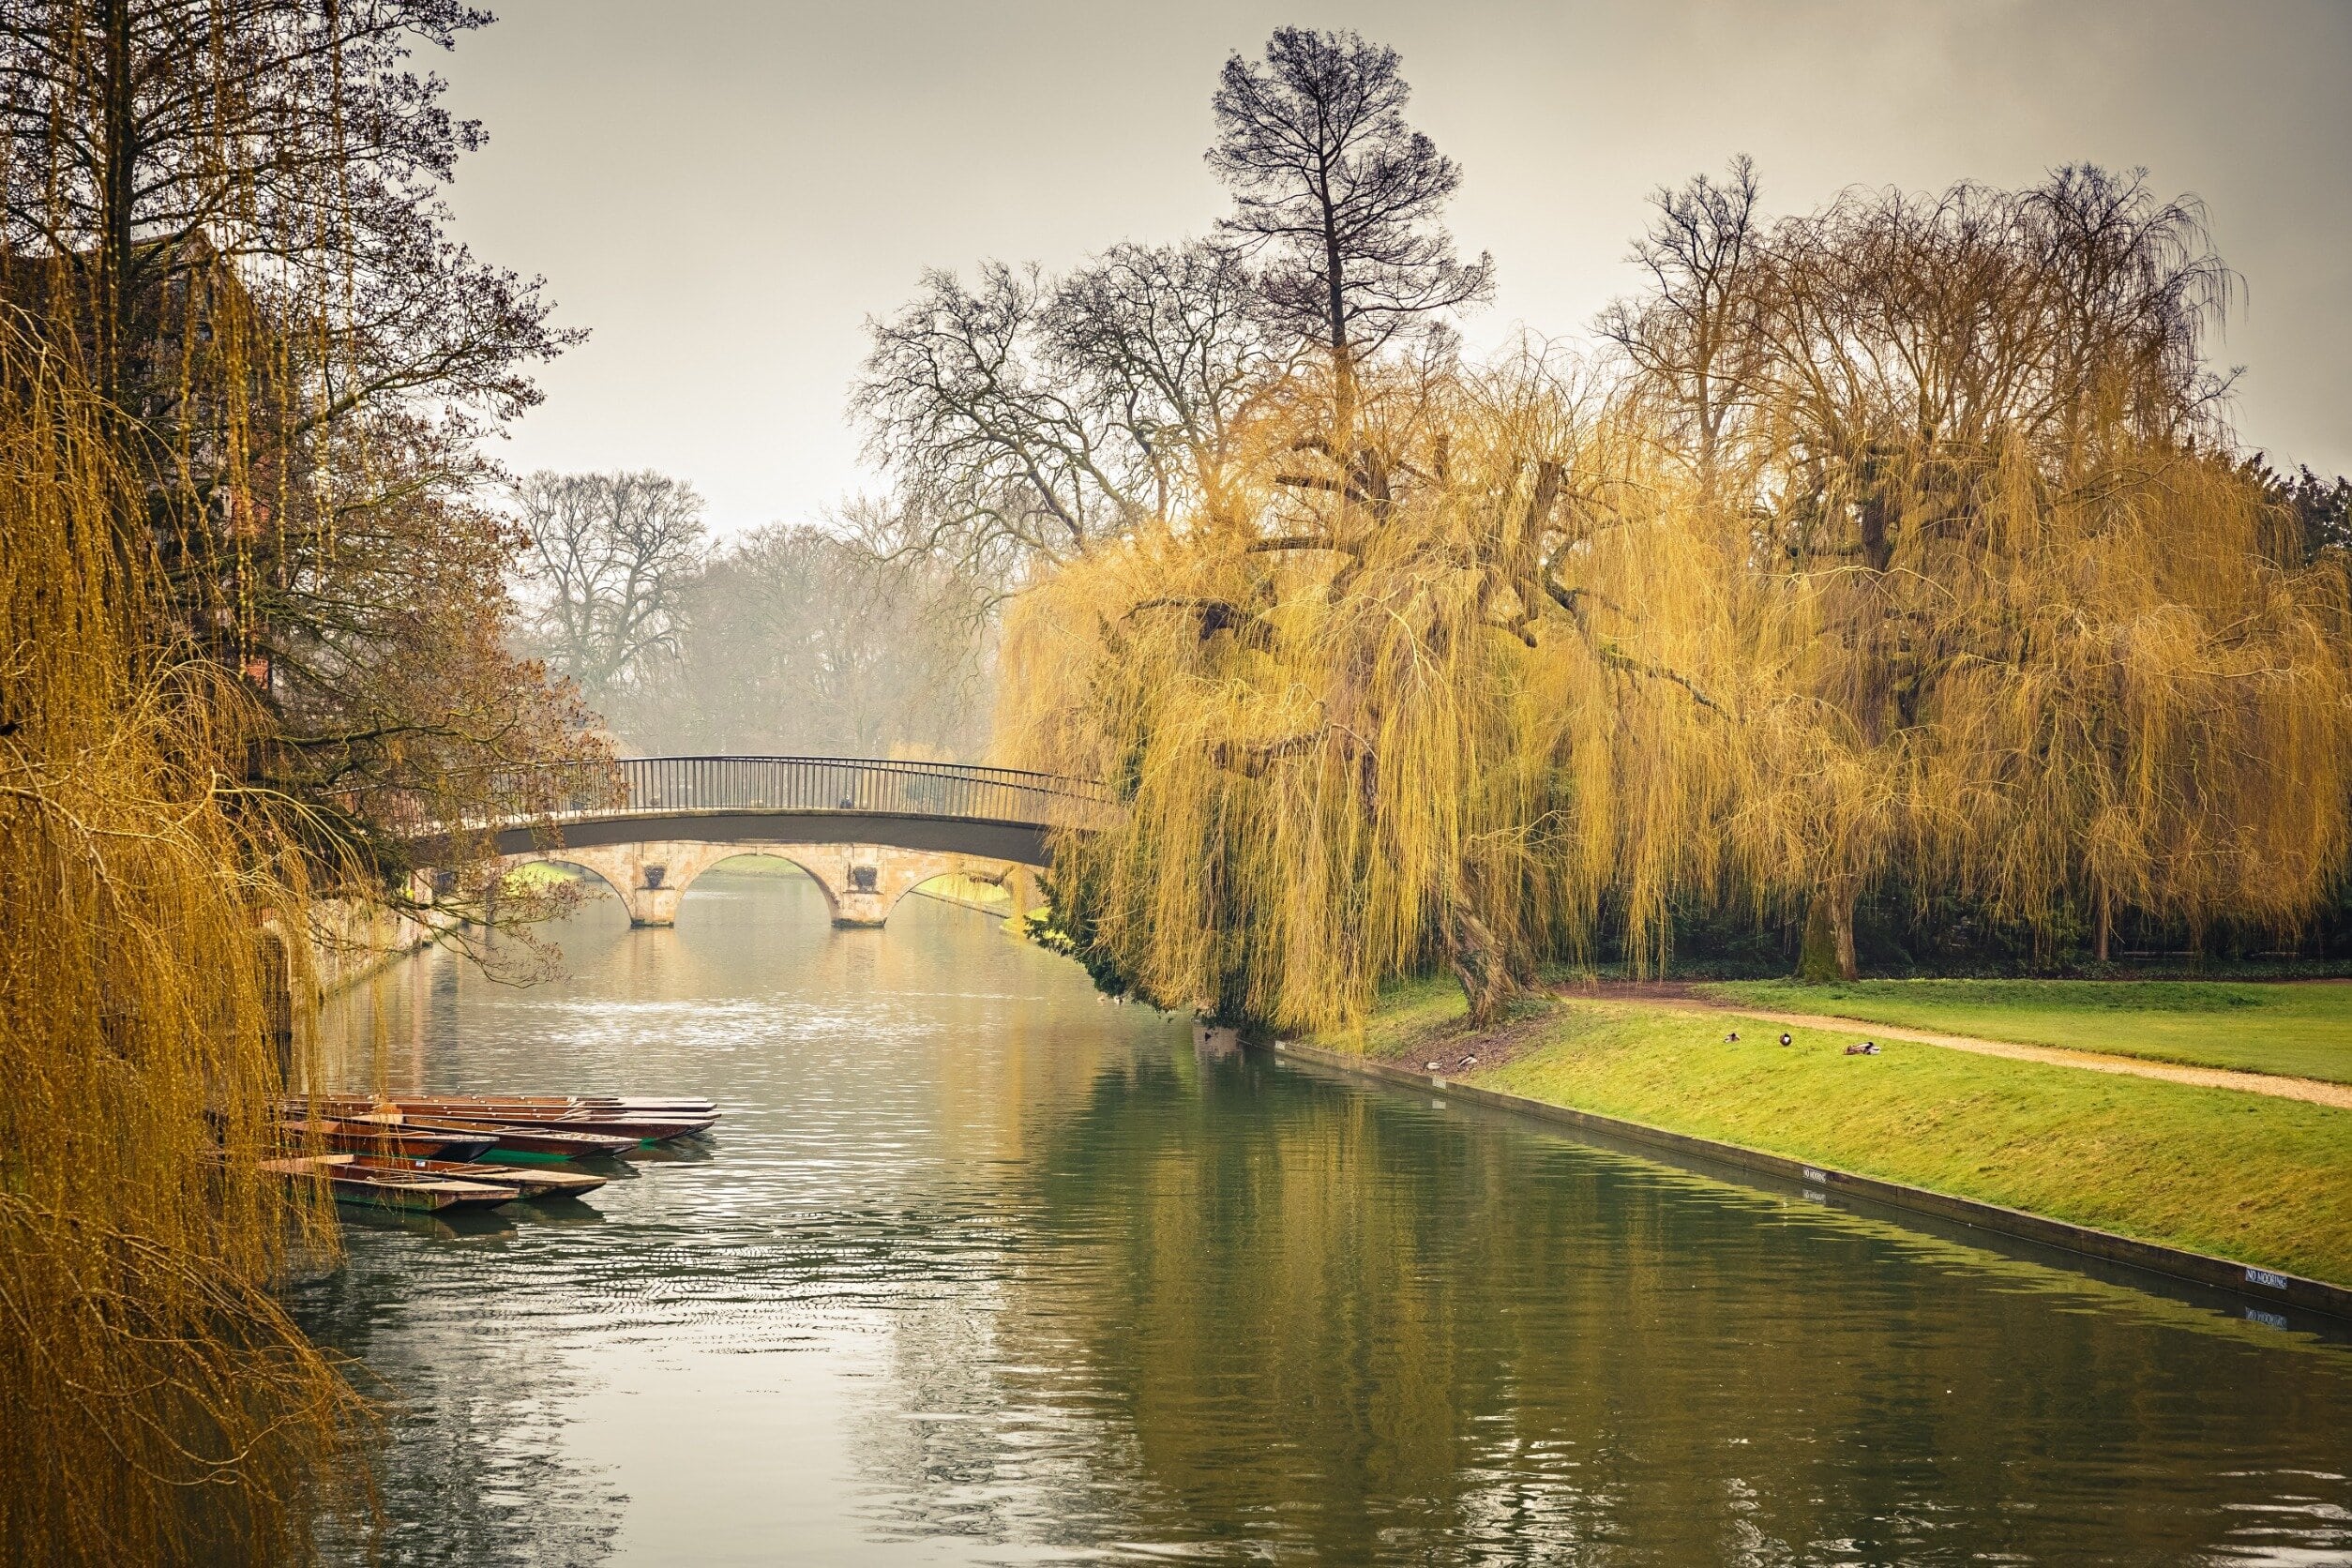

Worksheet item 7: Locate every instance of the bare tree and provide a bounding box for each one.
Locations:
[859,30,1493,574]
[1043,240,1285,530]
[855,261,1137,569]
[0,1,569,469]
[1207,26,1492,445]
[852,239,1275,574]
[514,471,708,714]
[1599,156,1765,484]
[619,508,996,759]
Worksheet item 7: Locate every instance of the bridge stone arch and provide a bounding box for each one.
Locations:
[678,847,845,915]
[511,851,636,912]
[507,841,838,926]
[505,838,1031,928]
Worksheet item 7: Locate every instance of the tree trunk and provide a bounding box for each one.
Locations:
[1323,204,1352,460]
[1446,904,1518,1031]
[1798,878,1860,982]
[256,930,296,1087]
[2094,882,2112,965]
[1832,882,1859,979]
[99,0,136,411]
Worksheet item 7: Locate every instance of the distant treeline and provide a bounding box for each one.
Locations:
[508,475,994,761]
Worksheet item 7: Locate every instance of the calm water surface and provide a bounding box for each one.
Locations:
[302,865,2352,1566]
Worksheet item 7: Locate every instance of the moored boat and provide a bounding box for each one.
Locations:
[264,1154,520,1213]
[413,1110,715,1144]
[397,1119,641,1163]
[405,1093,715,1114]
[343,1154,609,1199]
[293,1094,719,1145]
[300,1092,715,1115]
[278,1117,499,1162]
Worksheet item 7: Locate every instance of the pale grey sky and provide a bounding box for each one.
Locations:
[438,0,2352,536]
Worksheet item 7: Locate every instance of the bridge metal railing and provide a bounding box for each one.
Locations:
[401,755,1112,837]
[598,755,1108,827]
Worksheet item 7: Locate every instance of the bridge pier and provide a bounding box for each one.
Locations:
[808,843,990,927]
[529,841,745,927]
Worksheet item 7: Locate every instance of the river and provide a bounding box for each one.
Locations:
[300,861,2352,1566]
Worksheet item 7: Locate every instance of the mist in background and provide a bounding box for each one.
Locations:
[510,475,994,759]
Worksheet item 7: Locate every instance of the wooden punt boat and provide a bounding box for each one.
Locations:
[394,1119,641,1163]
[278,1117,498,1162]
[264,1155,520,1213]
[296,1096,719,1144]
[423,1093,715,1114]
[302,1092,715,1115]
[343,1154,608,1199]
[392,1099,719,1131]
[398,1109,716,1144]
[328,1167,520,1213]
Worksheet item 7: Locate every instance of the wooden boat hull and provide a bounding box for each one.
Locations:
[303,1093,716,1116]
[294,1095,719,1145]
[344,1155,608,1200]
[264,1155,519,1212]
[409,1111,715,1145]
[405,1093,716,1114]
[279,1118,498,1163]
[328,1171,519,1213]
[399,1119,641,1161]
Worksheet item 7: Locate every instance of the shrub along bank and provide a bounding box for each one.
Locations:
[1318,980,2352,1288]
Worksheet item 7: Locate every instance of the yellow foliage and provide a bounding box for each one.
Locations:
[1002,349,2352,1032]
[1726,437,2352,957]
[0,324,368,1563]
[1001,355,1737,1032]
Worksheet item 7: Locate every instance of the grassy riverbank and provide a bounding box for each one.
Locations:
[1696,979,2352,1083]
[1326,980,2352,1287]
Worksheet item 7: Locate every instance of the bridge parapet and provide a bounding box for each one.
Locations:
[394,756,1111,852]
[604,756,1107,826]
[429,755,1111,837]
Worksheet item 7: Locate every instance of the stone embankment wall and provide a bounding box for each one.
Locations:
[308,894,434,998]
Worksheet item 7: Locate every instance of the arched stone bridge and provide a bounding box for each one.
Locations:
[451,756,1108,928]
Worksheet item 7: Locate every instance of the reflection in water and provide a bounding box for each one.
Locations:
[301,866,2352,1566]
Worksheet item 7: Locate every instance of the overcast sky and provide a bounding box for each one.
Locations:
[436,0,2352,537]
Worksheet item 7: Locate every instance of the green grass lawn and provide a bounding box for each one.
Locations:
[1696,979,2352,1084]
[1320,979,2352,1286]
[501,858,591,888]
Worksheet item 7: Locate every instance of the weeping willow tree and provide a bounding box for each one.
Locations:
[1629,165,2352,975]
[987,28,1744,1033]
[0,2,598,1556]
[1726,434,2352,976]
[0,322,368,1562]
[1001,351,1739,1032]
